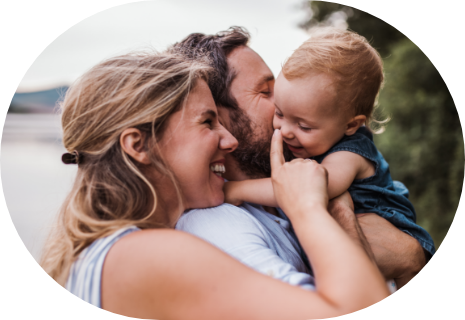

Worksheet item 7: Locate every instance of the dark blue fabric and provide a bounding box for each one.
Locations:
[312,127,435,256]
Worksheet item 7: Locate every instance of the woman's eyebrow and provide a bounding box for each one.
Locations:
[200,109,217,118]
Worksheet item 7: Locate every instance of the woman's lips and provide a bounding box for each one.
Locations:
[210,160,226,180]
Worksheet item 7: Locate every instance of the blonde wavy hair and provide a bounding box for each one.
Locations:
[40,51,212,285]
[282,27,386,132]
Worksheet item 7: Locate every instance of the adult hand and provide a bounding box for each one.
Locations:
[270,129,328,217]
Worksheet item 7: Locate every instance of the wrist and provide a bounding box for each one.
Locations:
[289,202,328,221]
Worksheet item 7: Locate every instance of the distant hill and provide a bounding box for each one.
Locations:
[9,86,69,113]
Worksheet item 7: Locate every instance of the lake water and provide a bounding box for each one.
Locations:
[1,114,77,261]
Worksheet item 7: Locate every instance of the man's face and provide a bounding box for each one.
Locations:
[222,46,277,179]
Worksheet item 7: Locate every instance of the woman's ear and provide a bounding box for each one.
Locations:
[120,128,151,165]
[345,115,367,136]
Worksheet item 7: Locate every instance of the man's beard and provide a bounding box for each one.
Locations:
[228,108,294,179]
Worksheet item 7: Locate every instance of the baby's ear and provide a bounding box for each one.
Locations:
[345,115,366,136]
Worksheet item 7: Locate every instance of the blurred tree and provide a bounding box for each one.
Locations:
[299,1,463,248]
[375,39,463,248]
[299,1,404,57]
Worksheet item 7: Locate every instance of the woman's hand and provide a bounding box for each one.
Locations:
[270,129,329,217]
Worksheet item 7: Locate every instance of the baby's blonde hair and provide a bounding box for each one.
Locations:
[282,27,385,131]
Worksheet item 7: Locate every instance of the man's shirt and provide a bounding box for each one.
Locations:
[175,202,315,290]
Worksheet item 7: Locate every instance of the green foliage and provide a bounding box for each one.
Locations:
[375,39,463,247]
[300,1,404,57]
[300,1,464,248]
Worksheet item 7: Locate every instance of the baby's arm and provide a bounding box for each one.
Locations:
[224,178,278,207]
[321,151,375,200]
[223,152,374,206]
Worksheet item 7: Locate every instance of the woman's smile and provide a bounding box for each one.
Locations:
[210,159,226,179]
[158,80,238,209]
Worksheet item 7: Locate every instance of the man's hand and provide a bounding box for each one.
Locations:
[356,213,427,288]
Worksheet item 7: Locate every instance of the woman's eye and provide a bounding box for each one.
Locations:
[203,119,213,127]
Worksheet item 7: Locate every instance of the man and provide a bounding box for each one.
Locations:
[173,27,428,289]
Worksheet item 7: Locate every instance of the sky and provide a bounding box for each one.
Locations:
[17,0,310,92]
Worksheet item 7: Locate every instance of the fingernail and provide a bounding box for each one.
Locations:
[273,129,279,136]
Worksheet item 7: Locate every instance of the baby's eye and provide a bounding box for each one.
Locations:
[299,124,312,131]
[274,110,283,118]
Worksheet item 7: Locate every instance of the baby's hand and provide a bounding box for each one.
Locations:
[223,181,244,206]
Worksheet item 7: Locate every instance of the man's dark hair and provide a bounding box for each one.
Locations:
[171,27,290,178]
[170,26,250,110]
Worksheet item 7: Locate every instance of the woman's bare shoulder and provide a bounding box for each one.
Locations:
[101,228,218,317]
[105,228,209,268]
[101,228,330,320]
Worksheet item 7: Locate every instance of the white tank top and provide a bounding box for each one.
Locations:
[66,226,140,307]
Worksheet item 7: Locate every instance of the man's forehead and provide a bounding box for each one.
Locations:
[228,46,274,81]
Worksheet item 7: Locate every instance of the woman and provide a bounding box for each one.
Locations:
[41,51,389,319]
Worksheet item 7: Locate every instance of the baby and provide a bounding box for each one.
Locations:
[224,28,435,259]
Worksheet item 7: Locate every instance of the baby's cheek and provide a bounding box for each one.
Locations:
[272,115,281,130]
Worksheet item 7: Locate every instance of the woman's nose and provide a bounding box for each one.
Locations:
[219,126,238,153]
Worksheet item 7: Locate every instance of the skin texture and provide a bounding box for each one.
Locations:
[158,80,238,210]
[274,72,374,199]
[101,121,389,319]
[357,213,427,285]
[221,47,426,285]
[221,46,276,181]
[120,80,238,227]
[274,72,350,159]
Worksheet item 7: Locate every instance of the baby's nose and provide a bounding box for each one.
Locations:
[280,124,295,140]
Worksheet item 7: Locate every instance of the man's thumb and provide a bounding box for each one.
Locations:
[270,129,285,171]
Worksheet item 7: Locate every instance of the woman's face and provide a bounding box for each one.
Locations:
[158,80,238,210]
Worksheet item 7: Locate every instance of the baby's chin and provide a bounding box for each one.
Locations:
[285,144,306,157]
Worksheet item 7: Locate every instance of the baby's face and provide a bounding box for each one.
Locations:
[273,72,349,158]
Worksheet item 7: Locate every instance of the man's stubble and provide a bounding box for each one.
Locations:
[228,107,294,179]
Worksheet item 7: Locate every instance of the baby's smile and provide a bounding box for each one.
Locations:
[283,141,306,157]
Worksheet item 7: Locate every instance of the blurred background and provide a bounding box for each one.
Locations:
[3,0,462,261]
